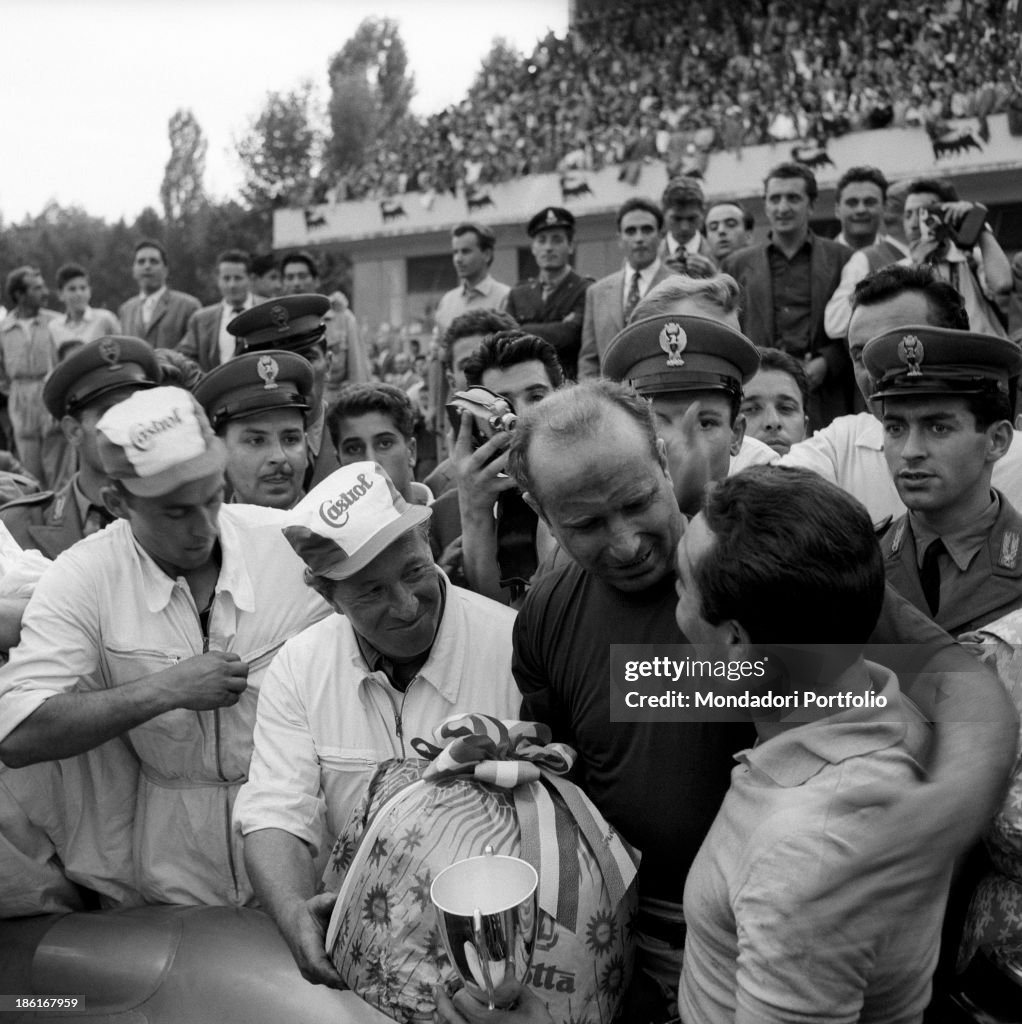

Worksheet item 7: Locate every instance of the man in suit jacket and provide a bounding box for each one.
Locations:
[117,239,200,350]
[579,198,676,379]
[723,162,853,430]
[657,176,717,277]
[505,207,594,379]
[177,250,258,371]
[864,323,1022,636]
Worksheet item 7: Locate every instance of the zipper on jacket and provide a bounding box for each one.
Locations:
[193,591,239,902]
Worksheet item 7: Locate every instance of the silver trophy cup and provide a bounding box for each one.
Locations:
[430,851,539,1010]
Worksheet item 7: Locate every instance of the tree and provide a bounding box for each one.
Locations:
[160,109,208,223]
[324,17,415,178]
[237,82,320,215]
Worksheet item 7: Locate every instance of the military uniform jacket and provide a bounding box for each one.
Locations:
[882,492,1022,635]
[0,478,85,560]
[505,270,593,379]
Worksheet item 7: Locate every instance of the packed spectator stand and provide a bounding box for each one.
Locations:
[332,0,1022,203]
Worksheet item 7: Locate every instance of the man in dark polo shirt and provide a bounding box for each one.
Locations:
[504,206,593,380]
[0,335,160,558]
[723,161,852,430]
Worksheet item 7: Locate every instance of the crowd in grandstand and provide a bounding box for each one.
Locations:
[335,0,1022,201]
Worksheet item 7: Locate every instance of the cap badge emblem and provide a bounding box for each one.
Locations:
[897,334,924,376]
[98,337,122,370]
[270,304,290,333]
[257,355,280,390]
[659,322,688,367]
[546,209,557,224]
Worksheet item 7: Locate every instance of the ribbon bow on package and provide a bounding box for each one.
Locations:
[324,715,639,1024]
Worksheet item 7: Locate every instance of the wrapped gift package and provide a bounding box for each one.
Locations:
[324,716,639,1024]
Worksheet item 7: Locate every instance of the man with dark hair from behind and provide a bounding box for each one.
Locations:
[675,465,959,1022]
[118,239,200,350]
[783,263,1022,526]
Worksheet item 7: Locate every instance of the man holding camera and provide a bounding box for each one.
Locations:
[445,331,564,605]
[900,178,1011,340]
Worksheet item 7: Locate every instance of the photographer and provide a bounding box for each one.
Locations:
[901,178,1011,339]
[451,331,563,606]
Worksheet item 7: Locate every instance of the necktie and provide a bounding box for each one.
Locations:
[230,306,245,356]
[919,538,946,615]
[624,270,641,322]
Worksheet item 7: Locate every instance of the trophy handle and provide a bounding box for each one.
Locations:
[472,908,499,1011]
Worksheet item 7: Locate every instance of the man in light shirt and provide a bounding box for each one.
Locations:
[236,462,518,987]
[0,387,329,909]
[825,172,913,343]
[433,222,510,340]
[49,263,120,347]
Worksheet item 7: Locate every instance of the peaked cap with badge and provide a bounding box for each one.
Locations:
[193,350,314,432]
[602,314,760,398]
[527,206,575,237]
[864,324,1022,403]
[228,294,330,356]
[871,325,1022,634]
[43,335,161,419]
[1,336,164,557]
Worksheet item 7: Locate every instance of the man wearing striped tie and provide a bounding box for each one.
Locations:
[577,198,675,380]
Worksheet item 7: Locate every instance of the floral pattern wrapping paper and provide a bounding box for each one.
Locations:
[322,717,638,1024]
[957,614,1022,971]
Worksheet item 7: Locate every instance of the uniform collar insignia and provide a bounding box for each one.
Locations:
[891,518,906,554]
[999,530,1019,569]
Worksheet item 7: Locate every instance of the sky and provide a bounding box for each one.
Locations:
[1,0,568,224]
